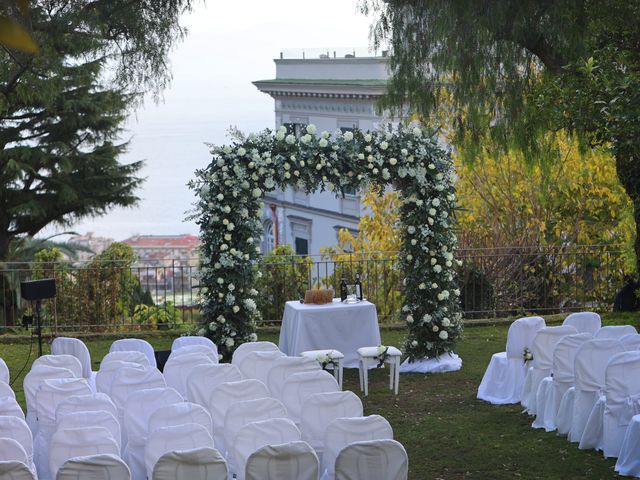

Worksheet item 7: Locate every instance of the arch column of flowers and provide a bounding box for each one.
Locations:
[189,124,463,361]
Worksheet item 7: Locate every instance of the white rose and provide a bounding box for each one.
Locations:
[431,258,437,265]
[433,265,442,273]
[442,318,451,327]
[429,208,436,216]
[319,138,328,147]
[237,147,246,156]
[432,198,441,207]
[428,163,436,170]
[439,330,449,340]
[217,277,224,284]
[225,338,235,348]
[306,124,317,134]
[216,194,224,201]
[407,226,416,234]
[416,199,423,206]
[432,325,439,332]
[222,146,231,154]
[419,283,426,290]
[300,134,312,144]
[432,283,438,289]
[252,188,262,198]
[321,131,330,138]
[343,131,354,141]
[411,340,418,347]
[406,315,414,324]
[364,134,372,142]
[223,206,231,213]
[406,254,413,260]
[454,289,461,296]
[413,127,422,136]
[224,234,231,241]
[380,141,389,150]
[232,305,240,313]
[411,239,417,246]
[401,148,408,156]
[285,134,296,144]
[249,333,258,342]
[275,130,285,141]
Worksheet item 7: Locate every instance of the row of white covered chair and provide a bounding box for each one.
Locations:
[477,311,608,405]
[493,313,640,478]
[4,336,408,479]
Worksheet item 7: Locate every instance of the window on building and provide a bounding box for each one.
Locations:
[262,221,275,254]
[295,237,309,255]
[284,122,306,139]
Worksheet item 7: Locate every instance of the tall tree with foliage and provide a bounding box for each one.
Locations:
[364,0,640,271]
[0,0,192,263]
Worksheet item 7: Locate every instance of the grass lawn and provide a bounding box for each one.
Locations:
[2,313,636,479]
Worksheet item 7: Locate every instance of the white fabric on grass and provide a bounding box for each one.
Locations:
[477,316,545,404]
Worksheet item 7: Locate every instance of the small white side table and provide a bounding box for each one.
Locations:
[357,346,402,396]
[300,349,344,389]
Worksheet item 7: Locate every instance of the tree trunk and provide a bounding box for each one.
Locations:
[0,231,16,326]
[615,148,640,275]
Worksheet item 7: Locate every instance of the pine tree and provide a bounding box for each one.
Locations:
[0,0,192,262]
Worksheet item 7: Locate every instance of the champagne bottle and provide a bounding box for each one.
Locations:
[340,276,347,302]
[355,272,363,301]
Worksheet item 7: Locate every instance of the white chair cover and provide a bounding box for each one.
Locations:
[0,416,34,471]
[562,312,601,335]
[0,358,9,384]
[33,355,82,379]
[55,393,118,425]
[322,415,393,479]
[100,351,149,370]
[568,338,625,442]
[245,441,318,480]
[109,339,157,368]
[594,325,638,340]
[557,387,576,436]
[56,453,131,480]
[281,370,340,423]
[151,447,227,480]
[477,316,545,404]
[522,325,577,414]
[23,365,74,434]
[168,345,218,364]
[0,437,29,465]
[144,423,214,480]
[267,356,320,398]
[122,387,183,480]
[300,391,363,452]
[49,427,119,480]
[0,397,24,420]
[223,397,288,456]
[33,378,92,480]
[0,381,15,400]
[50,337,93,380]
[56,410,121,453]
[109,367,166,413]
[0,460,35,480]
[533,333,591,432]
[231,418,301,480]
[209,379,270,455]
[621,333,640,351]
[185,363,243,406]
[334,439,408,480]
[236,350,286,385]
[163,352,213,398]
[582,351,640,457]
[616,414,640,477]
[232,341,280,366]
[172,336,218,354]
[148,402,212,437]
[95,361,143,396]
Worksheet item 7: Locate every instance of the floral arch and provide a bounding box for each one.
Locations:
[190,124,463,362]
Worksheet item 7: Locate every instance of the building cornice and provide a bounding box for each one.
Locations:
[253,80,386,100]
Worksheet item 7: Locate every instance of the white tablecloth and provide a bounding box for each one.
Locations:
[279,299,381,368]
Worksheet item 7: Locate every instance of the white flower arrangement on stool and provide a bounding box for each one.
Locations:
[189,123,463,361]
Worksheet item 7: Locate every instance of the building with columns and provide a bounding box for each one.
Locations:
[253,49,393,256]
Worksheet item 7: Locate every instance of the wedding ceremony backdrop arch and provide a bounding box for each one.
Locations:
[190,124,463,364]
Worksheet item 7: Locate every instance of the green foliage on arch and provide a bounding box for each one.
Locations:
[189,125,463,361]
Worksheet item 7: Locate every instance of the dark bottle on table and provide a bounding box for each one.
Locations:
[355,272,363,301]
[340,276,347,302]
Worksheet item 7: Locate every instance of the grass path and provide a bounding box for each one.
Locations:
[1,320,629,479]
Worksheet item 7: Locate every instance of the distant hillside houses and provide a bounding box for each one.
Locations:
[122,234,200,266]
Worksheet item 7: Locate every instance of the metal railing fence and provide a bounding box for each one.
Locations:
[0,244,626,333]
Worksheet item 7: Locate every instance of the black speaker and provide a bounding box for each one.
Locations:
[20,279,56,301]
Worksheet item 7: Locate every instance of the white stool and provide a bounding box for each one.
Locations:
[357,346,402,396]
[300,349,344,389]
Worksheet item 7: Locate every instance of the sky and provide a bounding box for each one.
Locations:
[48,0,375,241]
